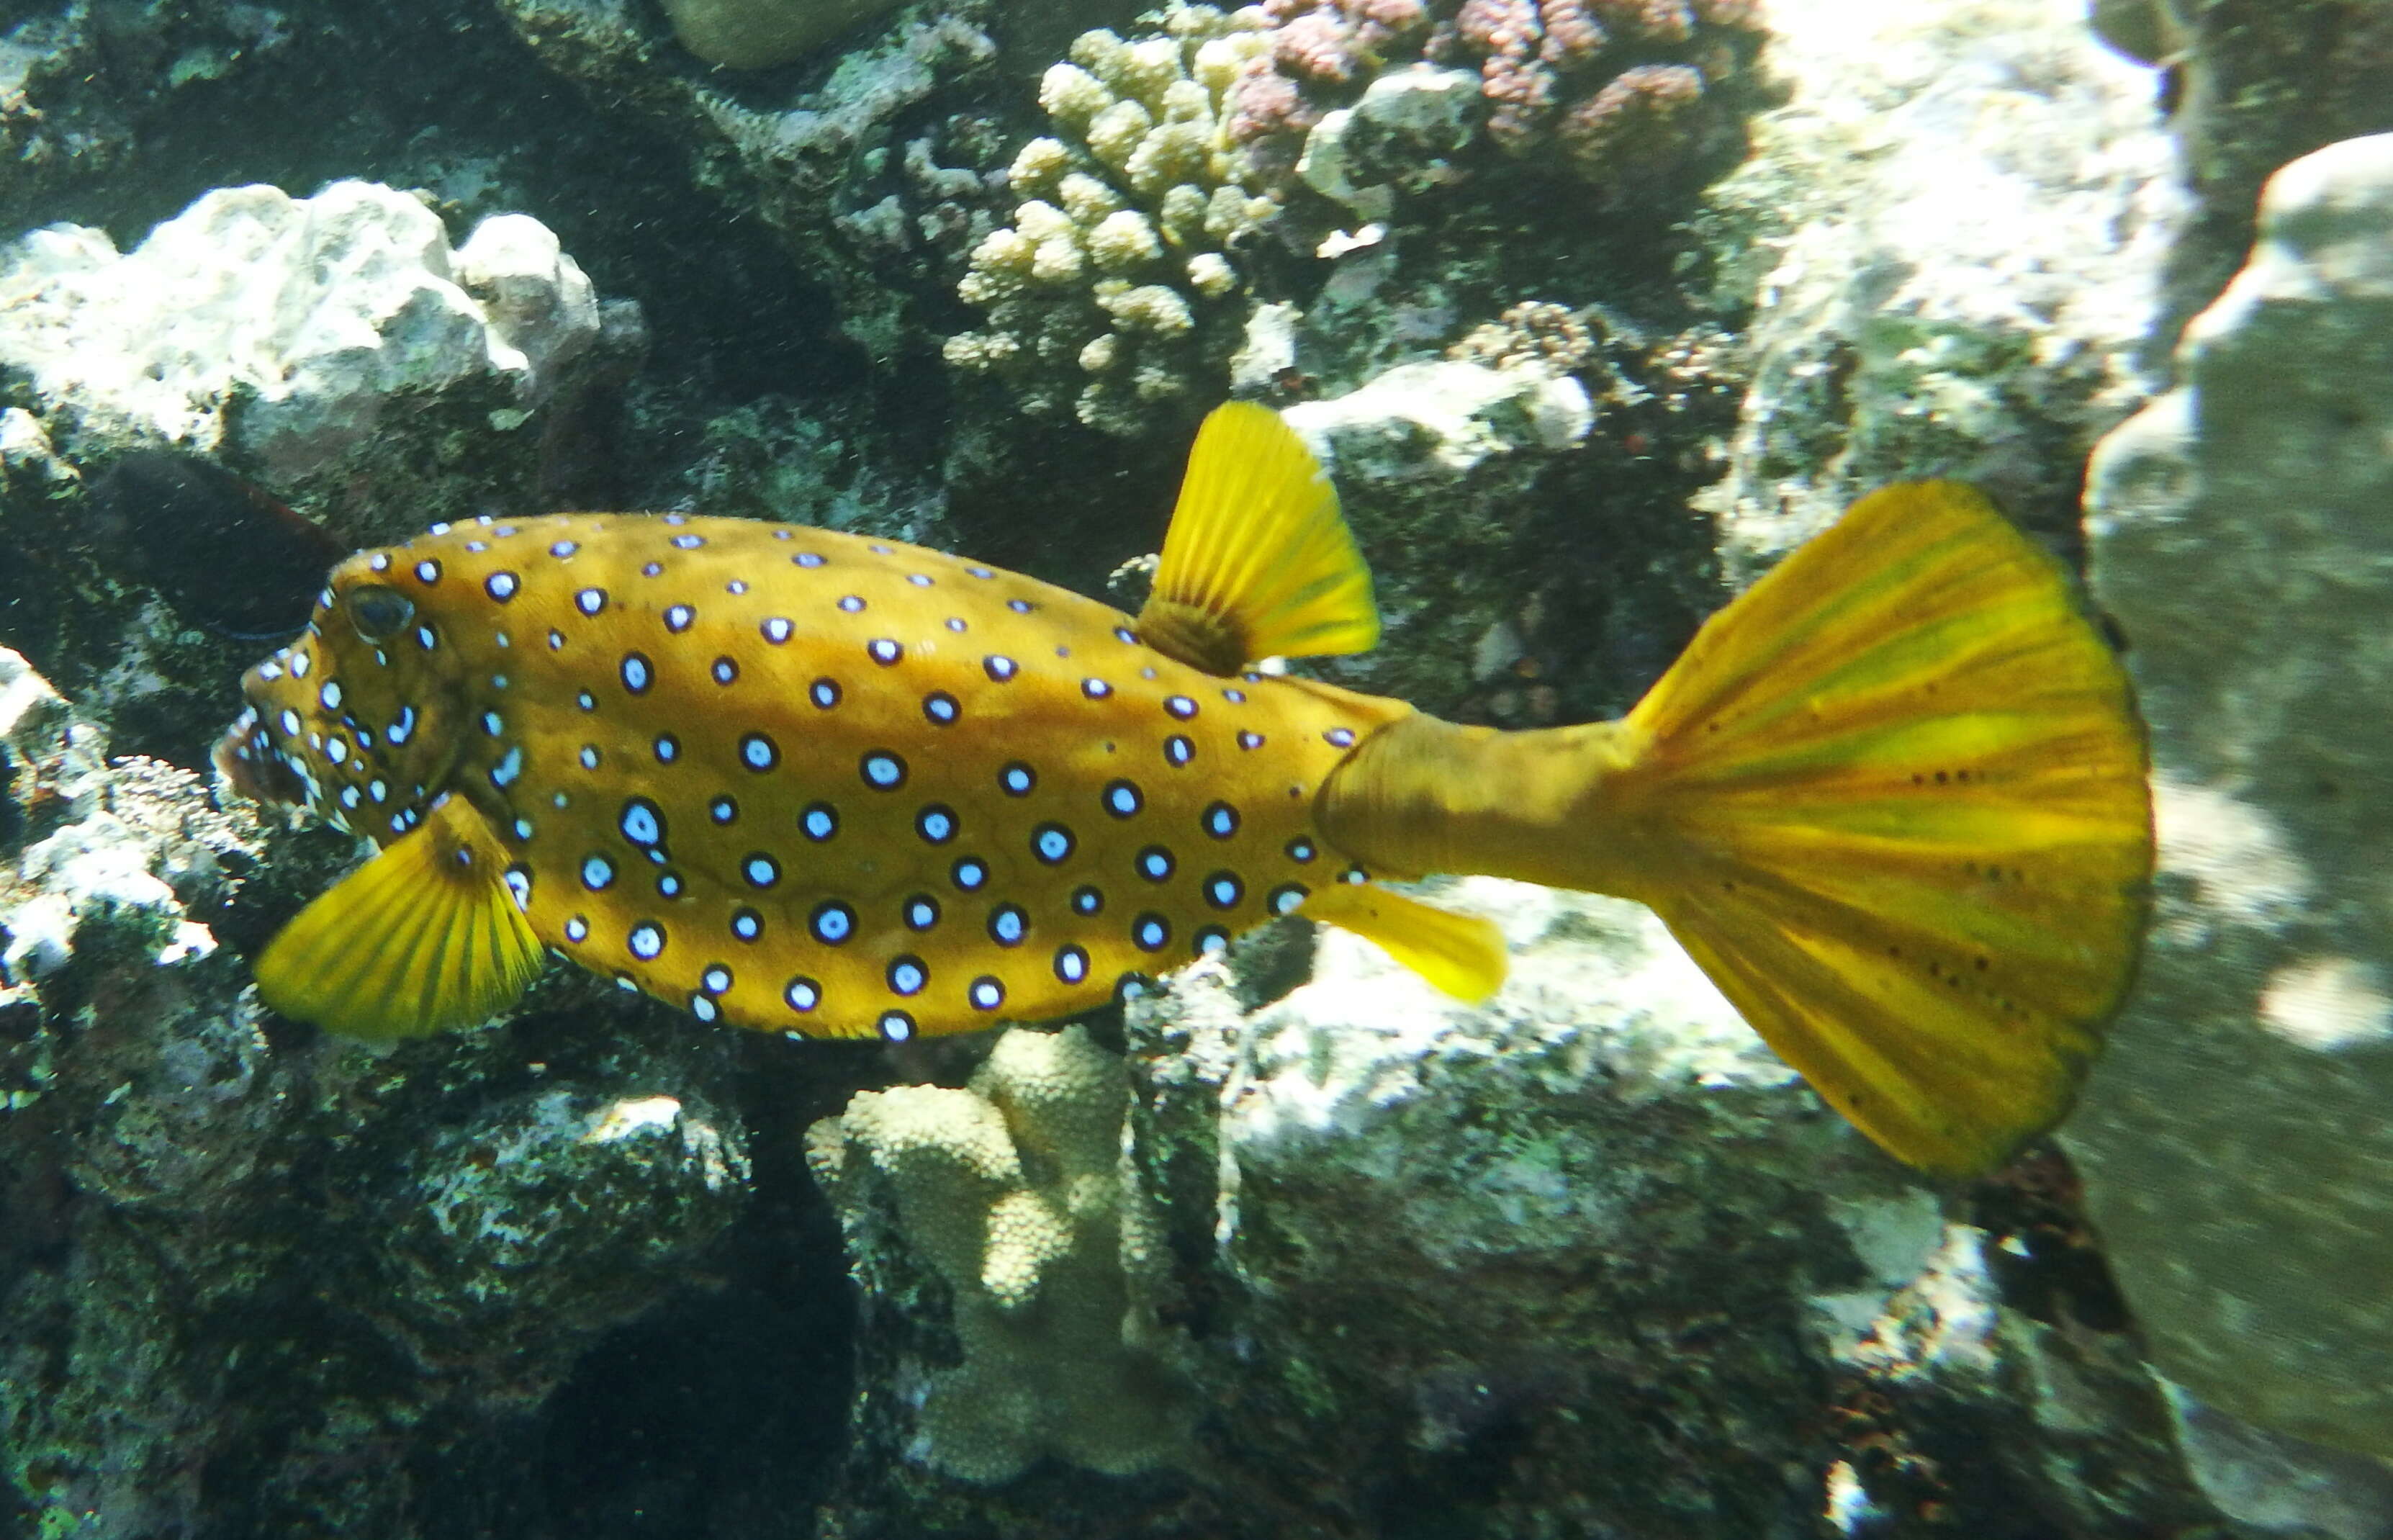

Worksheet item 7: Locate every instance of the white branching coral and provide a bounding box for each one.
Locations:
[943,4,1280,437]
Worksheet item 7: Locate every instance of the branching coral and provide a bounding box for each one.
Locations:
[942,5,1280,437]
[1228,0,1767,196]
[806,1025,1189,1483]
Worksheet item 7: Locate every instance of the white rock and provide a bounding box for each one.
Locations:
[1224,881,1790,1161]
[2069,132,2393,1462]
[1226,300,1302,395]
[452,212,599,393]
[0,181,605,478]
[1281,358,1593,479]
[1297,65,1479,220]
[1702,0,2184,576]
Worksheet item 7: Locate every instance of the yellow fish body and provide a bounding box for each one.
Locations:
[219,405,2153,1176]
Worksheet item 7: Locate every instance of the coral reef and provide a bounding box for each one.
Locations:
[944,6,1281,436]
[493,0,1005,364]
[2070,131,2393,1463]
[0,650,763,1535]
[816,882,2273,1534]
[1226,0,1769,199]
[3,0,2389,1531]
[806,1025,1189,1485]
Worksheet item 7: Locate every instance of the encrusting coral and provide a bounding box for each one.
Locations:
[806,1025,1189,1484]
[943,5,1281,437]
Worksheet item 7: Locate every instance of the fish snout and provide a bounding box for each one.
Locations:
[212,706,306,806]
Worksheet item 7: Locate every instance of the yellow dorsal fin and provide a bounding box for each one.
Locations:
[1297,882,1507,1003]
[1137,401,1380,674]
[255,793,545,1039]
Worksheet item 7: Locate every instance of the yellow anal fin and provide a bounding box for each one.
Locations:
[1137,401,1380,674]
[255,793,545,1040]
[1611,481,2150,1174]
[1299,882,1507,1003]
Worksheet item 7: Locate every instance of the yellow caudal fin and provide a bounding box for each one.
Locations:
[1137,401,1379,674]
[1298,882,1508,1002]
[1315,481,2153,1176]
[1612,482,2153,1174]
[255,793,545,1039]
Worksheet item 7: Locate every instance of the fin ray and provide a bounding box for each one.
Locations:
[1614,481,2149,1172]
[1139,402,1380,672]
[256,796,544,1039]
[1299,883,1507,1002]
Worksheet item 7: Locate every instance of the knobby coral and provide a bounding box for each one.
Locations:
[943,5,1281,437]
[806,1025,1189,1482]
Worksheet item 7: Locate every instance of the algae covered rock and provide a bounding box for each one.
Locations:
[492,0,1003,364]
[1094,880,2244,1534]
[0,647,762,1534]
[369,1085,750,1408]
[2069,131,2393,1463]
[1122,881,1911,1534]
[1693,0,2182,577]
[0,179,636,765]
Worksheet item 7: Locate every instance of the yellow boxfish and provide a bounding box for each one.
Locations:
[215,404,2151,1175]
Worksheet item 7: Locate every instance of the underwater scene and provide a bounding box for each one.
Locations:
[0,0,2389,1534]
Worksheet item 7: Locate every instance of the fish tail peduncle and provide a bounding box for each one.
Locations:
[1317,713,1655,897]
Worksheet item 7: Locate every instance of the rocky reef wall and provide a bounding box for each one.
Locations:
[1,0,2392,1537]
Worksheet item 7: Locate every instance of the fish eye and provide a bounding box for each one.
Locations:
[346,583,415,640]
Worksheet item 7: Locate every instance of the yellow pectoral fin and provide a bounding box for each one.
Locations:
[1299,883,1507,1003]
[255,795,545,1039]
[1137,401,1381,673]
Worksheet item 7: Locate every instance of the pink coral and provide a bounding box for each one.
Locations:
[1275,11,1365,81]
[1454,0,1552,145]
[1225,54,1321,147]
[1538,0,1608,67]
[1606,0,1695,43]
[1226,0,1765,189]
[1346,0,1433,48]
[1556,62,1705,186]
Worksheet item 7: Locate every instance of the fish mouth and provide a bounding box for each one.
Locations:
[212,705,307,806]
